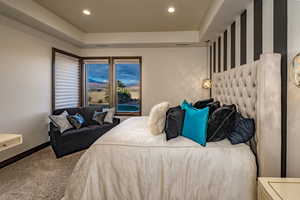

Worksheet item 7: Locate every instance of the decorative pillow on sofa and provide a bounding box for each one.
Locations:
[207,105,236,142]
[148,102,170,135]
[164,106,185,141]
[227,112,255,145]
[103,108,115,124]
[93,111,107,125]
[193,98,214,109]
[83,106,103,126]
[49,111,73,133]
[68,113,85,129]
[181,106,209,146]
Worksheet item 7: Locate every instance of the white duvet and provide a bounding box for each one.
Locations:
[63,117,257,200]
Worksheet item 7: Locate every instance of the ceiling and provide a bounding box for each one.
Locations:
[33,0,212,33]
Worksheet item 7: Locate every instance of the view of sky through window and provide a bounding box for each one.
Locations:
[87,63,140,113]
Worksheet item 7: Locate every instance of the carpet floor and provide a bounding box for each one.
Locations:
[0,147,84,200]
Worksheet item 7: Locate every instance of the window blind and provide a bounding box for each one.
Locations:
[84,59,109,65]
[54,52,81,109]
[113,59,140,65]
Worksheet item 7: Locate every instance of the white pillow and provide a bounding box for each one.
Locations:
[148,102,170,135]
[49,111,73,133]
[103,107,115,123]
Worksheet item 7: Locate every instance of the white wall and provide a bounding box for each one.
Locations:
[246,1,254,63]
[0,14,80,162]
[287,0,300,177]
[262,0,273,53]
[81,47,209,115]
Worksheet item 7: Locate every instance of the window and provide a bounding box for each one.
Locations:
[85,59,111,108]
[84,57,142,116]
[52,49,142,116]
[52,49,82,110]
[114,58,141,115]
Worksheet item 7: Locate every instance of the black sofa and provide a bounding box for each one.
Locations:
[49,106,120,158]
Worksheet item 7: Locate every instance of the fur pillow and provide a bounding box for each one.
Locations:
[148,102,170,135]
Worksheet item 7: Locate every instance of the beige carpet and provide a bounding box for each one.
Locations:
[0,147,84,200]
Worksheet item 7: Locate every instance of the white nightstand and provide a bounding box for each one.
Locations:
[0,134,22,152]
[258,177,300,200]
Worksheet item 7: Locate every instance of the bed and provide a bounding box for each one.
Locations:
[62,53,282,200]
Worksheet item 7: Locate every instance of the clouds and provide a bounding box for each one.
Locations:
[87,64,109,83]
[87,63,140,86]
[116,64,140,86]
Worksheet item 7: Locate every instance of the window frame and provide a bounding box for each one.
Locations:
[51,49,142,116]
[82,57,112,108]
[51,48,83,112]
[83,56,142,116]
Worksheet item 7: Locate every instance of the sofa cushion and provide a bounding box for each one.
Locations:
[61,126,98,143]
[60,123,117,143]
[82,106,103,125]
[103,108,115,124]
[93,111,107,125]
[53,107,82,116]
[53,106,104,127]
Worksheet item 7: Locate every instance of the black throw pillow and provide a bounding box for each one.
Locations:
[206,101,221,116]
[227,113,255,145]
[207,106,236,142]
[223,104,237,111]
[193,98,214,109]
[164,106,185,141]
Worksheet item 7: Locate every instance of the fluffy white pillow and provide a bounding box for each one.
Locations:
[148,102,170,135]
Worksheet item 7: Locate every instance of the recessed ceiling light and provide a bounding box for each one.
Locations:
[82,9,91,15]
[168,7,175,13]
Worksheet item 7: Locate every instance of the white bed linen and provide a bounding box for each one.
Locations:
[63,117,257,200]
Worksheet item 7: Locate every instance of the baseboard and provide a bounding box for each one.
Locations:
[0,142,50,169]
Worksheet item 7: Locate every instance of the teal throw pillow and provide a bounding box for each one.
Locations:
[180,100,192,110]
[182,106,209,146]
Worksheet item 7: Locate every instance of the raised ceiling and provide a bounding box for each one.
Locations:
[33,0,212,33]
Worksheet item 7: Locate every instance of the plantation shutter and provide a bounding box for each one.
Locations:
[54,52,81,110]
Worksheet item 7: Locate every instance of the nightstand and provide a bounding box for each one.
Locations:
[0,134,22,152]
[258,177,300,200]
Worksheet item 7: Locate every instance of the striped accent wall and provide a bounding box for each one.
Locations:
[209,0,273,72]
[208,0,287,177]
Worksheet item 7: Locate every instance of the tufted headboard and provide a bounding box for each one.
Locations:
[212,53,281,177]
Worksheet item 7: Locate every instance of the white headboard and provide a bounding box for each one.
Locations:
[212,53,281,177]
